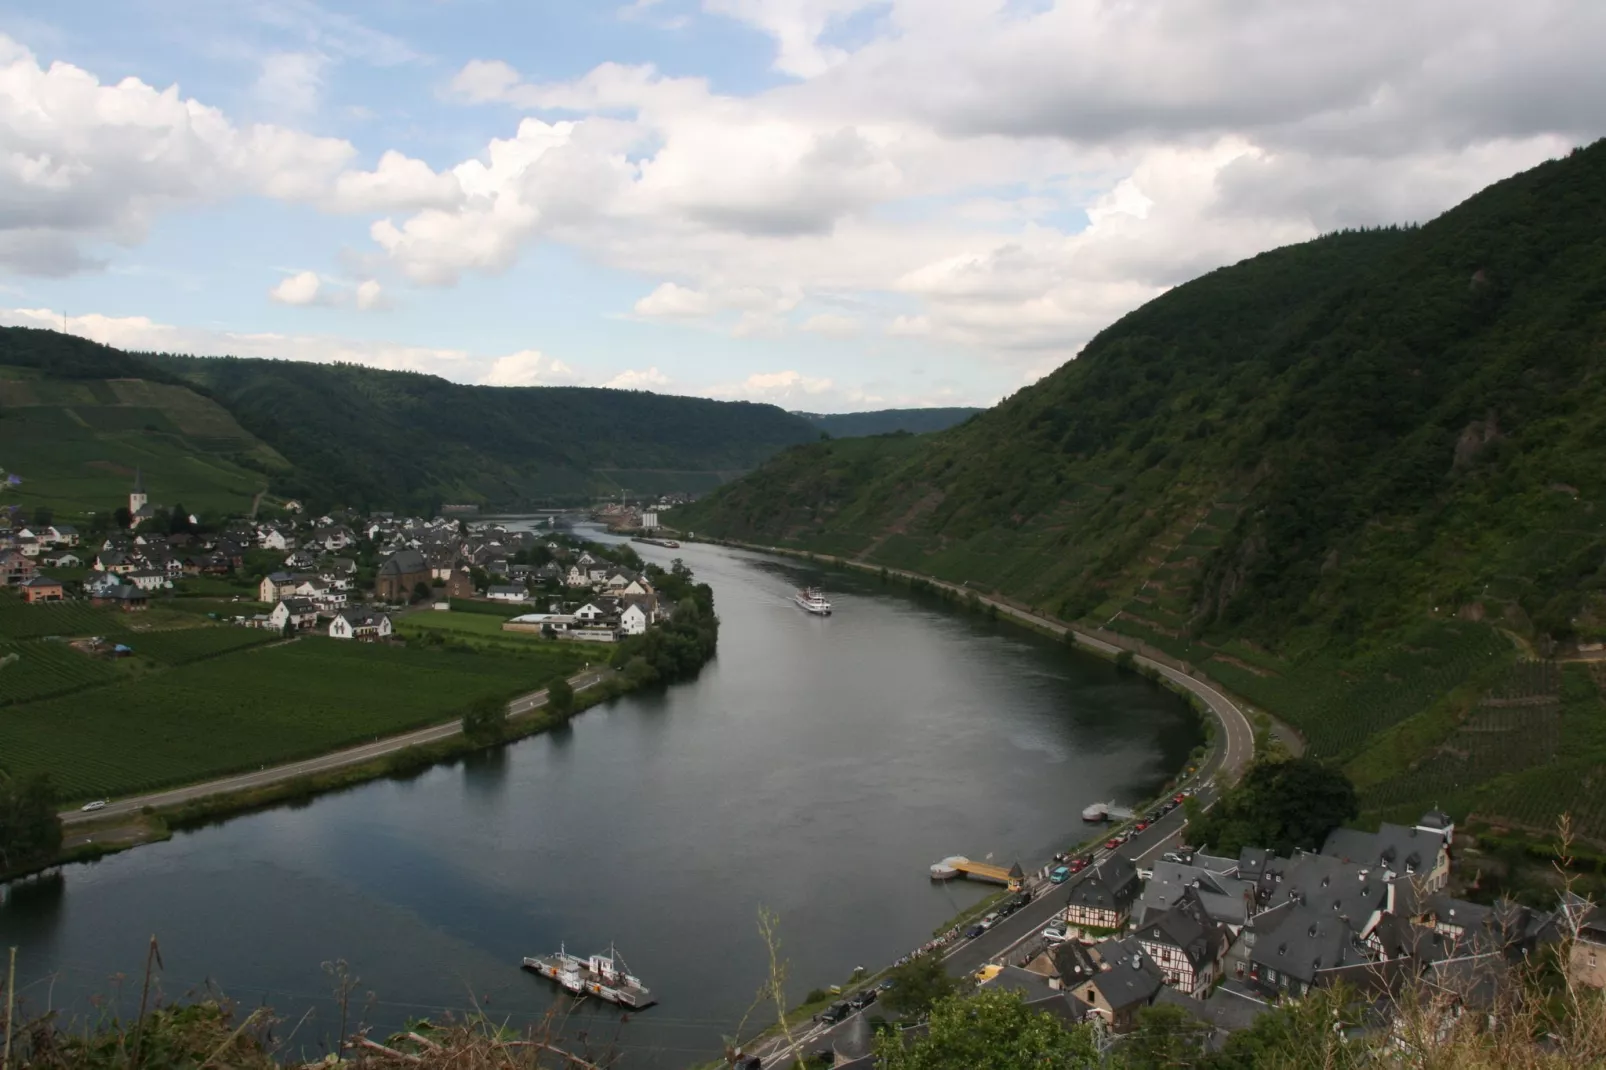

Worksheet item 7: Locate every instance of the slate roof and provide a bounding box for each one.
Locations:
[377,549,428,575]
[1135,861,1254,927]
[1065,855,1141,914]
[1247,903,1373,985]
[1087,937,1164,1012]
[1139,889,1223,971]
[1321,822,1445,878]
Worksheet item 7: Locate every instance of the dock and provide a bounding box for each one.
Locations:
[929,855,1025,890]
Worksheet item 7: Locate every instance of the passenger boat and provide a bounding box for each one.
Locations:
[1081,802,1110,822]
[793,587,833,615]
[522,944,655,1008]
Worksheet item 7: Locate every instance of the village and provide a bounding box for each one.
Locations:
[0,473,677,646]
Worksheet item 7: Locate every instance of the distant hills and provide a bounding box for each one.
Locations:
[674,141,1606,846]
[0,328,980,516]
[798,407,981,438]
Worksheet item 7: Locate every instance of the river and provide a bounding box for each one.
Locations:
[0,534,1201,1066]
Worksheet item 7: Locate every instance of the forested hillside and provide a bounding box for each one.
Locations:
[799,406,981,438]
[0,329,822,511]
[675,141,1606,844]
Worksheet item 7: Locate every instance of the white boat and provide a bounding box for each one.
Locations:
[794,587,833,615]
[523,943,655,1008]
[1081,802,1110,822]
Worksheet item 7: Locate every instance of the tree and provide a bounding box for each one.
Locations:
[877,989,1097,1070]
[1112,1004,1214,1069]
[31,506,52,527]
[1187,757,1357,857]
[412,581,433,603]
[879,952,969,1020]
[113,505,132,529]
[546,676,574,717]
[0,770,63,874]
[461,696,508,743]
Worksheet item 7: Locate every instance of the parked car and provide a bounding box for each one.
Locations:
[1134,820,1150,832]
[849,988,878,1009]
[965,924,987,939]
[1161,852,1186,864]
[1041,925,1072,943]
[1049,865,1071,884]
[979,912,1001,930]
[1173,792,1188,804]
[1105,837,1123,850]
[1069,858,1089,873]
[815,1002,851,1024]
[80,799,107,812]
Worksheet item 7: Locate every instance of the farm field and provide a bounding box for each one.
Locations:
[0,639,125,705]
[0,636,596,801]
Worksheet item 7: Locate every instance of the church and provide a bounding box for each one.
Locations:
[128,470,158,528]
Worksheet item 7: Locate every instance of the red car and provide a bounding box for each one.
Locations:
[1135,820,1150,832]
[1173,793,1187,804]
[1105,837,1122,850]
[1069,858,1088,873]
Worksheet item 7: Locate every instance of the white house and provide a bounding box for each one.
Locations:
[45,525,80,546]
[126,569,171,592]
[564,564,590,587]
[329,607,392,640]
[574,602,612,623]
[269,598,320,631]
[487,585,528,602]
[620,603,649,636]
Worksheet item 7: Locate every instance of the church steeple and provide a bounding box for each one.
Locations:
[129,469,148,518]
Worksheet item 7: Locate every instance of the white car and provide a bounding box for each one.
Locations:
[80,799,108,812]
[1041,926,1072,944]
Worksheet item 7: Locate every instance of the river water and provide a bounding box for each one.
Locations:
[0,535,1199,1066]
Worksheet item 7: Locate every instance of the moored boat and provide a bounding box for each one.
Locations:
[794,587,833,615]
[522,944,655,1008]
[1081,802,1110,822]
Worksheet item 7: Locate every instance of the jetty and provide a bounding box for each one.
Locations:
[929,855,1025,890]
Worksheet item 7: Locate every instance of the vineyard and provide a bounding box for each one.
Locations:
[0,640,120,705]
[121,626,279,665]
[0,599,124,640]
[0,636,595,800]
[1361,660,1563,819]
[1203,621,1512,762]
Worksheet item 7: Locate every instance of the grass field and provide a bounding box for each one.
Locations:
[0,636,595,800]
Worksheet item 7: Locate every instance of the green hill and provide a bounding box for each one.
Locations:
[0,336,288,517]
[675,141,1606,845]
[798,407,982,438]
[0,329,824,512]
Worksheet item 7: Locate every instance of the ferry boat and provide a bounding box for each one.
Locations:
[523,944,655,1008]
[632,537,681,549]
[1081,802,1110,822]
[793,587,833,615]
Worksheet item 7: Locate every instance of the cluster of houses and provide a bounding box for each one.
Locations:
[975,811,1603,1044]
[500,550,666,643]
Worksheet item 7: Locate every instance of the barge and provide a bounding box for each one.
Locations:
[522,945,655,1009]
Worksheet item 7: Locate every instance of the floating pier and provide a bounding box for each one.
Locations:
[929,855,1025,890]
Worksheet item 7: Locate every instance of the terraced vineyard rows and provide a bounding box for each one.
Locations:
[0,640,119,705]
[1204,621,1511,761]
[122,626,279,665]
[0,599,124,639]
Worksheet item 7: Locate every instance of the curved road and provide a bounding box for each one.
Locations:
[60,669,609,825]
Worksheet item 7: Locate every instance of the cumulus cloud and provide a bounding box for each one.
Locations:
[0,35,457,276]
[269,270,324,306]
[354,279,386,311]
[479,349,583,386]
[633,282,711,319]
[603,366,672,390]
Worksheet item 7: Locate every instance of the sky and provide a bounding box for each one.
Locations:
[0,1,1599,413]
